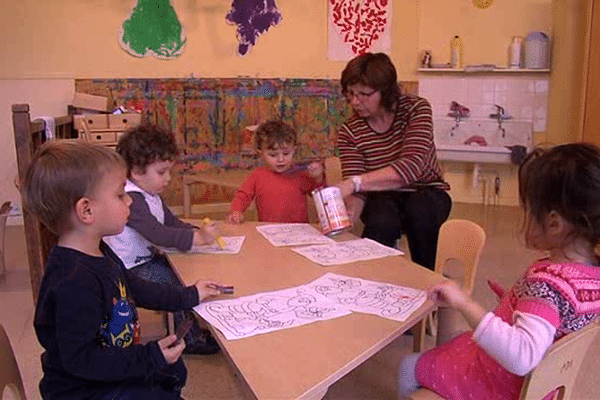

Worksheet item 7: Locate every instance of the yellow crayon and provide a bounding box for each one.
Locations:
[203,218,226,249]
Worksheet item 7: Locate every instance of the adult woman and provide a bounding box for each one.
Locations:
[335,52,451,271]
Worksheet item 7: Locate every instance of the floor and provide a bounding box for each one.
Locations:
[1,203,599,399]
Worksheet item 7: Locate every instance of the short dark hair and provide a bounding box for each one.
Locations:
[255,120,297,150]
[22,140,125,235]
[340,52,401,113]
[117,124,179,175]
[519,143,600,250]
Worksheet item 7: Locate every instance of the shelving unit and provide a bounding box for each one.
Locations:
[418,68,550,73]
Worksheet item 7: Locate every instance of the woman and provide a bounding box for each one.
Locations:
[335,52,451,271]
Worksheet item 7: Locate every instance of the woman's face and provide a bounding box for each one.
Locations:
[345,83,384,118]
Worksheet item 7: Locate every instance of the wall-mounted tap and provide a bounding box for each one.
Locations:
[448,101,470,136]
[489,105,511,138]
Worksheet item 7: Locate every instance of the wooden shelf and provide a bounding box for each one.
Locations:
[418,68,550,73]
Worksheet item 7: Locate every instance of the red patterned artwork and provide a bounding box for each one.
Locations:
[330,0,389,55]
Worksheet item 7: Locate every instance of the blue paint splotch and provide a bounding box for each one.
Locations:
[226,0,282,56]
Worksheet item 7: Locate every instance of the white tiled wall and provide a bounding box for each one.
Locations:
[419,75,550,137]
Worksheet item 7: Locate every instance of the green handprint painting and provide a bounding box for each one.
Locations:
[119,0,186,59]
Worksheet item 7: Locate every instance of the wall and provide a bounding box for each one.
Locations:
[0,0,576,216]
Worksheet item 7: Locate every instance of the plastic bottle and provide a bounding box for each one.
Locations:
[509,36,524,69]
[450,35,464,69]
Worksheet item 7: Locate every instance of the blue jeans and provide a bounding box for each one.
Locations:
[129,254,206,349]
[93,358,186,399]
[360,188,452,271]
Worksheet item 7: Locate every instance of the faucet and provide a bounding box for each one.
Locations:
[448,101,470,136]
[489,105,511,138]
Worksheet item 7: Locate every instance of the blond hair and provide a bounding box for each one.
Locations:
[22,140,125,235]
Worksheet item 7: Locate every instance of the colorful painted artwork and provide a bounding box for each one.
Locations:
[226,0,282,56]
[119,0,186,59]
[328,0,392,60]
[75,78,416,206]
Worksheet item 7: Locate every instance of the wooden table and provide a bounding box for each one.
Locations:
[169,221,444,400]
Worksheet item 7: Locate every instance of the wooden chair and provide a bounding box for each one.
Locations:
[0,323,26,400]
[415,219,486,349]
[408,320,600,400]
[12,104,76,303]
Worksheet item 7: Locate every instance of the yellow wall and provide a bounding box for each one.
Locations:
[1,0,554,81]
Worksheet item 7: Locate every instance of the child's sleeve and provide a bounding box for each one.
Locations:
[127,192,193,251]
[51,273,169,381]
[472,311,556,376]
[163,204,194,229]
[125,268,200,311]
[230,170,258,213]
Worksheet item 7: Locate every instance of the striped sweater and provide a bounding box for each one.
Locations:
[337,94,450,191]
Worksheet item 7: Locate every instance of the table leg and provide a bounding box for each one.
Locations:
[412,319,427,352]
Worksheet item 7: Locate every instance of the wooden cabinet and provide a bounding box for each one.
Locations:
[582,0,600,144]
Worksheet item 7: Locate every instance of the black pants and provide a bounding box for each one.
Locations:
[360,188,452,271]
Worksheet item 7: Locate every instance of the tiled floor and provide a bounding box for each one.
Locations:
[1,203,599,399]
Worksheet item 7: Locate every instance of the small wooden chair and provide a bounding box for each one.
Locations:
[408,320,600,400]
[424,219,486,346]
[0,323,26,400]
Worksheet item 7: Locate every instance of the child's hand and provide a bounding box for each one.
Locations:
[193,221,220,246]
[158,334,185,364]
[307,161,324,181]
[227,211,244,224]
[428,280,471,309]
[194,280,221,301]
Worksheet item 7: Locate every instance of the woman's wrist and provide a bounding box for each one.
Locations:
[351,175,362,193]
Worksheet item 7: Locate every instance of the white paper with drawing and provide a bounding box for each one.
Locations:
[195,287,351,340]
[291,238,404,266]
[304,273,427,322]
[256,223,335,247]
[161,236,245,254]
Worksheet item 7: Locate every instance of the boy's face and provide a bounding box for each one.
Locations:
[131,159,175,196]
[259,143,296,174]
[89,167,132,237]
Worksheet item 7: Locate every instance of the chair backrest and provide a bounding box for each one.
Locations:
[519,320,600,400]
[0,324,26,400]
[12,104,76,303]
[435,219,486,295]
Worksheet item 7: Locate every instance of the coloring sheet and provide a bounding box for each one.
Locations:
[256,224,335,247]
[291,238,404,266]
[161,236,245,254]
[195,287,351,340]
[304,273,427,322]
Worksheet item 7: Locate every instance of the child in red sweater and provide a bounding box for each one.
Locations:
[227,120,323,223]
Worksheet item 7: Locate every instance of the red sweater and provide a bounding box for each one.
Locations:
[231,167,320,223]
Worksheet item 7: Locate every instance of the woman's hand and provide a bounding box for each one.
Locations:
[226,211,244,224]
[336,179,355,198]
[194,280,221,301]
[158,334,185,364]
[344,195,365,225]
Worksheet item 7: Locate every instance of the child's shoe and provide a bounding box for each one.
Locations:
[184,329,220,355]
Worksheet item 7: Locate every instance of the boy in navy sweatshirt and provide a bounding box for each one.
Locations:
[23,140,222,399]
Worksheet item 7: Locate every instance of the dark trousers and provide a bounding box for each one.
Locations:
[94,358,186,399]
[130,255,205,349]
[360,188,452,271]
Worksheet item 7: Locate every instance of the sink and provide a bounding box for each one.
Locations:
[433,118,532,163]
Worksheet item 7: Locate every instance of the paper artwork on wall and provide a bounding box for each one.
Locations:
[226,0,282,56]
[119,0,186,59]
[328,0,392,61]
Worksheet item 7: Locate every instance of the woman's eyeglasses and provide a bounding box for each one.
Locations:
[344,90,377,102]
